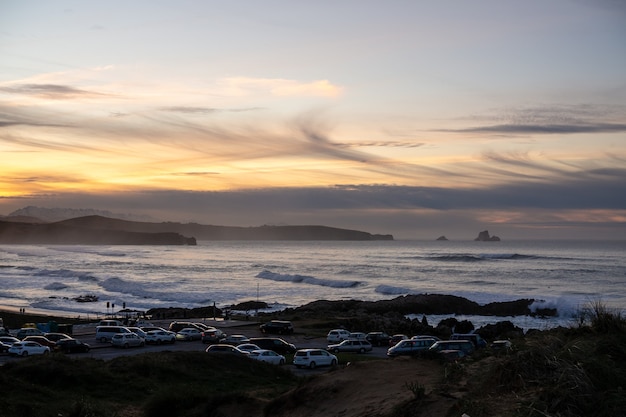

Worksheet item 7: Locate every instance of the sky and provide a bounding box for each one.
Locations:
[1,1,625,240]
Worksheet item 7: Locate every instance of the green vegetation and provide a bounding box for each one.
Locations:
[448,302,626,417]
[0,352,297,417]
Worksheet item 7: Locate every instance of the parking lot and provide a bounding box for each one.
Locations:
[0,318,392,373]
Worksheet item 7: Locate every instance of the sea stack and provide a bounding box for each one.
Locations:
[474,230,501,241]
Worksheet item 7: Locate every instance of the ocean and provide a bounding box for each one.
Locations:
[1,240,624,331]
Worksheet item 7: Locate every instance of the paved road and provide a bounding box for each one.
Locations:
[0,319,391,374]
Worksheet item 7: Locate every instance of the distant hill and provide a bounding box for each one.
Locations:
[7,206,156,223]
[0,215,393,244]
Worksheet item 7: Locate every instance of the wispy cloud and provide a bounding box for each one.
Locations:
[0,83,111,100]
[447,103,626,136]
[159,106,263,114]
[219,77,343,98]
[453,122,626,135]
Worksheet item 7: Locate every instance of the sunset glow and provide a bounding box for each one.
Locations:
[1,1,625,239]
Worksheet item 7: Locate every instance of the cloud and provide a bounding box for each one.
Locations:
[452,123,626,135]
[159,106,263,114]
[219,77,343,98]
[448,103,626,136]
[0,83,111,100]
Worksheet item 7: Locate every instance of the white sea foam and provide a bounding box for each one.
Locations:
[0,240,623,323]
[44,282,69,290]
[256,270,361,288]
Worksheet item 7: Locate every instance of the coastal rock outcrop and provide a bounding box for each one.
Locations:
[436,235,448,241]
[474,230,501,241]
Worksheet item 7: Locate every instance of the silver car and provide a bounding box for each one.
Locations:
[145,330,176,344]
[111,333,145,348]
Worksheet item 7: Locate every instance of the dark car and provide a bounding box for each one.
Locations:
[0,341,11,353]
[249,337,297,355]
[366,332,391,347]
[56,338,91,353]
[259,320,294,335]
[44,332,72,343]
[23,335,57,349]
[205,344,248,356]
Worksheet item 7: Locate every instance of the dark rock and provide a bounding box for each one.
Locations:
[436,235,448,241]
[474,230,501,241]
[477,320,525,339]
[231,300,269,311]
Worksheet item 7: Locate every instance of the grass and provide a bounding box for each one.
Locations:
[0,351,298,417]
[456,301,626,417]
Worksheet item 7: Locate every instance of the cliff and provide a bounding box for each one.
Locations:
[0,216,393,244]
[0,220,196,245]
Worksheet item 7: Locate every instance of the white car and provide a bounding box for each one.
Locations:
[326,329,351,343]
[293,349,338,369]
[8,341,51,356]
[249,349,286,365]
[145,330,176,344]
[111,333,145,348]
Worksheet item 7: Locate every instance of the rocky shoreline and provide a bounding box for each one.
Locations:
[142,294,557,342]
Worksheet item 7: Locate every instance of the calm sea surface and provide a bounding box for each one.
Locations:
[1,240,624,330]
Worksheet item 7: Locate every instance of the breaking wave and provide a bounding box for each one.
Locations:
[375,285,413,295]
[426,253,540,262]
[256,270,361,288]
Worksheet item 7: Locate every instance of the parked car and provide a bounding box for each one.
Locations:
[8,341,50,356]
[205,344,248,355]
[56,338,91,353]
[293,349,338,369]
[176,328,203,341]
[259,320,294,335]
[411,335,441,341]
[140,326,170,333]
[111,333,145,348]
[0,341,11,353]
[428,340,475,356]
[145,330,176,345]
[44,332,72,343]
[169,321,210,333]
[327,329,351,343]
[389,334,409,347]
[249,337,297,355]
[439,349,466,362]
[327,339,373,354]
[236,343,262,353]
[249,349,286,365]
[450,333,487,348]
[0,336,21,346]
[95,326,131,343]
[22,335,57,349]
[16,327,44,339]
[387,338,436,357]
[490,340,512,352]
[126,327,148,340]
[366,332,391,347]
[221,334,250,345]
[201,327,227,344]
[348,332,368,341]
